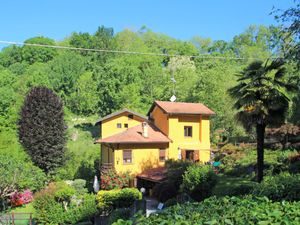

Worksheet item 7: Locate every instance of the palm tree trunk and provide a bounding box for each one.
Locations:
[256,123,266,183]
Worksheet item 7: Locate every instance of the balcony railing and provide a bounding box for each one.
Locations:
[101,163,113,171]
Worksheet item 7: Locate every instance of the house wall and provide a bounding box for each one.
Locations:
[112,143,168,175]
[101,112,145,138]
[167,114,211,163]
[151,106,169,135]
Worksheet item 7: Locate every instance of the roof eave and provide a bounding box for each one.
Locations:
[95,108,148,125]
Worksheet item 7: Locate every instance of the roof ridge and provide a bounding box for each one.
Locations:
[95,108,148,125]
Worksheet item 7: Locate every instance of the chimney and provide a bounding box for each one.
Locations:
[142,122,148,138]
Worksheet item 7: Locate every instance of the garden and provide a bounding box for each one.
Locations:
[0,1,300,224]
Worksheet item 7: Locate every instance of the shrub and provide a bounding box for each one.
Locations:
[96,188,142,212]
[100,169,130,190]
[152,182,177,202]
[10,189,33,207]
[108,208,132,224]
[181,165,217,201]
[125,196,300,224]
[152,160,192,203]
[33,182,97,224]
[70,179,88,194]
[0,152,46,203]
[252,173,300,201]
[220,143,242,154]
[165,160,192,190]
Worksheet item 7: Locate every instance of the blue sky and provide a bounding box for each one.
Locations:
[0,0,295,45]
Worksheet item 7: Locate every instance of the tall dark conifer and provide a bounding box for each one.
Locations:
[19,87,66,173]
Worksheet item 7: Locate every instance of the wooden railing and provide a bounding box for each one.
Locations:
[0,212,33,225]
[101,163,113,171]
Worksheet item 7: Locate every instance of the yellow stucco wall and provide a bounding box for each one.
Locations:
[99,106,212,175]
[152,106,211,163]
[101,112,145,138]
[111,143,168,175]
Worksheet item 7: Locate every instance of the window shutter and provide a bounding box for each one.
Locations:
[123,150,132,158]
[194,150,200,161]
[181,150,186,160]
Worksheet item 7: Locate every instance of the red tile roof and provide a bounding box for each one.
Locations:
[137,167,166,183]
[148,100,215,116]
[95,123,170,144]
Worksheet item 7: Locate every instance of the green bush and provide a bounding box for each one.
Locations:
[0,152,47,203]
[70,179,88,194]
[96,188,142,212]
[151,160,192,203]
[252,173,300,201]
[123,196,300,224]
[181,165,217,201]
[33,182,97,224]
[108,208,132,224]
[152,181,177,202]
[165,159,192,190]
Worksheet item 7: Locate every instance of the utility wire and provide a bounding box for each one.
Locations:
[0,40,281,60]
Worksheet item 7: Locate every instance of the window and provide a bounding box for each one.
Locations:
[159,149,166,162]
[128,114,134,120]
[184,126,193,137]
[123,150,132,164]
[117,123,122,128]
[124,123,128,128]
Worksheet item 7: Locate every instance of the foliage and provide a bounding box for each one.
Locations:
[276,1,300,68]
[96,188,142,212]
[69,179,88,195]
[22,36,57,64]
[18,87,66,173]
[152,160,192,202]
[10,190,33,207]
[165,159,192,190]
[108,208,132,224]
[33,182,97,224]
[123,196,300,225]
[152,181,177,203]
[69,72,99,115]
[219,148,295,178]
[100,169,130,190]
[228,59,298,182]
[181,165,217,201]
[252,173,300,201]
[0,152,46,202]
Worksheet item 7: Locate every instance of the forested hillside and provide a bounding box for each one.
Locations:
[0,25,299,181]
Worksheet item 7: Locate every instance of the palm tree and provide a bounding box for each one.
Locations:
[228,59,297,182]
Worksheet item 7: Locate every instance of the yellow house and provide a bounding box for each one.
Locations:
[95,101,215,182]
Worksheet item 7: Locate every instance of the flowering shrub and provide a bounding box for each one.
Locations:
[10,189,33,207]
[100,169,130,190]
[33,182,97,224]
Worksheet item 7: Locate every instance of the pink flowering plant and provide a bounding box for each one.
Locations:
[100,169,130,190]
[10,189,33,207]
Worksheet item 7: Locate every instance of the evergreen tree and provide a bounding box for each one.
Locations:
[18,87,66,173]
[228,59,297,182]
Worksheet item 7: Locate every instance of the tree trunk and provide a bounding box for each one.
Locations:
[256,123,266,183]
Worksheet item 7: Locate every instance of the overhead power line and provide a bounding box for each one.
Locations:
[0,40,280,61]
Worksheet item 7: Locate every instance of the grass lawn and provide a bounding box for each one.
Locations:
[212,174,256,197]
[2,203,35,225]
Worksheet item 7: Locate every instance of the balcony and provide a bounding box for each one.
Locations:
[101,162,114,171]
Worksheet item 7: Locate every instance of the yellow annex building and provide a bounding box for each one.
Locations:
[95,101,215,182]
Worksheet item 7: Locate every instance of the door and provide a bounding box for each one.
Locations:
[182,150,200,162]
